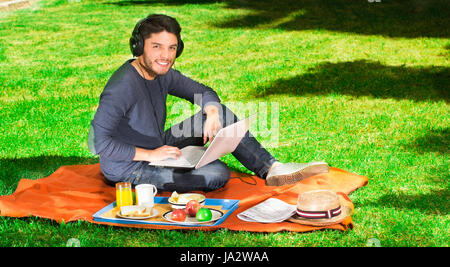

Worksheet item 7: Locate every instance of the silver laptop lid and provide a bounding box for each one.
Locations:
[195,114,256,169]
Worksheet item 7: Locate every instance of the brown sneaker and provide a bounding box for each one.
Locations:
[265,162,330,186]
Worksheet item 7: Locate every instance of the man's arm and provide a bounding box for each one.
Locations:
[203,104,222,144]
[167,69,221,110]
[91,86,137,161]
[166,69,223,143]
[93,88,182,162]
[133,146,181,162]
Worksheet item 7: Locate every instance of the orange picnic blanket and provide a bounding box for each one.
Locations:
[0,164,368,232]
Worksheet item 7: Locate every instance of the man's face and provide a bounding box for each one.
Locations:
[139,30,178,78]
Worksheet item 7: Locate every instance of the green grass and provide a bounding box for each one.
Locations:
[0,0,449,247]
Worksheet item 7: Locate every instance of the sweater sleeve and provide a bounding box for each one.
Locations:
[91,81,137,161]
[166,69,221,110]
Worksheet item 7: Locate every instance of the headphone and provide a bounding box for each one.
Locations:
[129,16,184,58]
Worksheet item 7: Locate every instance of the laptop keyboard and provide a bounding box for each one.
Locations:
[150,146,207,168]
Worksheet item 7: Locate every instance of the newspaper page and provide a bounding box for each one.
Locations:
[237,198,297,223]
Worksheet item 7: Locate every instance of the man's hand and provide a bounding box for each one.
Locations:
[134,145,182,162]
[203,105,222,144]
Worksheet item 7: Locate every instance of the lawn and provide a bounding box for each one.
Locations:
[0,0,448,247]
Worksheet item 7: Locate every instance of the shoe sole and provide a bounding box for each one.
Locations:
[266,163,330,186]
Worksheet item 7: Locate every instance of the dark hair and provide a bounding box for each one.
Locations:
[140,14,181,40]
[130,14,184,57]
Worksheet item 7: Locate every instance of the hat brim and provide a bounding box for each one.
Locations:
[287,195,353,227]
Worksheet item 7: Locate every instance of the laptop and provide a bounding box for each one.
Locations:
[148,114,255,169]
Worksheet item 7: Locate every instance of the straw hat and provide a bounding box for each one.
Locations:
[288,190,353,226]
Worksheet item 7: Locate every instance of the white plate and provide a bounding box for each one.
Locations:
[169,201,205,210]
[162,209,224,224]
[116,208,159,220]
[168,193,206,209]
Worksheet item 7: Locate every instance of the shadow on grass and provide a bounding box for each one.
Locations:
[106,0,450,38]
[105,0,220,5]
[408,128,450,154]
[251,60,450,102]
[0,156,99,193]
[365,189,449,215]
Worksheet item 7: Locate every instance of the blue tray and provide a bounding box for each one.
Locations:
[92,197,239,227]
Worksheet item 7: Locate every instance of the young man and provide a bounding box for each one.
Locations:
[89,14,329,192]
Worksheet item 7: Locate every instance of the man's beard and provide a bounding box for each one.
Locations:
[141,57,173,77]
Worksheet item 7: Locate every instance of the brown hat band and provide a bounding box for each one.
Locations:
[296,206,342,219]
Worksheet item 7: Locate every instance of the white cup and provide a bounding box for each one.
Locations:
[135,184,158,208]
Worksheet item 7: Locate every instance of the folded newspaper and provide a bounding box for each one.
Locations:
[237,198,297,223]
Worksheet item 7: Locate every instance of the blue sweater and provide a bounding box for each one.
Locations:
[91,59,221,181]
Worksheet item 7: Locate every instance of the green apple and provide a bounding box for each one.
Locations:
[196,208,212,222]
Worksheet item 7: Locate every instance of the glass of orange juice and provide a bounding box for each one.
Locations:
[116,182,133,208]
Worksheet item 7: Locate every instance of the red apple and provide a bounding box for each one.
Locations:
[185,200,201,217]
[171,209,186,222]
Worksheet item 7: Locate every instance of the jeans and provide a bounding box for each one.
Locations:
[126,104,277,192]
